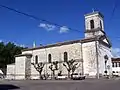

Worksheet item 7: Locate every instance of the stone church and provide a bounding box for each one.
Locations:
[7,11,113,80]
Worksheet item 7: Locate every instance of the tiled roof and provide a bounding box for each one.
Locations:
[15,53,32,57]
[112,58,120,62]
[22,35,111,52]
[22,37,97,51]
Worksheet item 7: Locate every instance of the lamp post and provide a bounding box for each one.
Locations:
[107,65,110,79]
[104,55,108,77]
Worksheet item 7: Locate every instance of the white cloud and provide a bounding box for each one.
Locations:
[14,43,25,47]
[59,26,69,34]
[20,44,25,47]
[112,48,120,57]
[38,23,69,34]
[39,23,56,31]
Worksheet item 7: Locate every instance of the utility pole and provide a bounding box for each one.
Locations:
[95,37,99,79]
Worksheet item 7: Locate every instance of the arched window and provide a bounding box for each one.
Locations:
[48,54,52,63]
[90,20,94,29]
[35,55,38,64]
[64,52,68,62]
[100,21,102,29]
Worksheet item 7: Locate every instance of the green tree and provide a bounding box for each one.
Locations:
[0,42,26,74]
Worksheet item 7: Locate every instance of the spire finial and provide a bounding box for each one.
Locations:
[92,8,95,12]
[33,41,36,48]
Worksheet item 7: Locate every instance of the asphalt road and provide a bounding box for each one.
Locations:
[0,79,120,90]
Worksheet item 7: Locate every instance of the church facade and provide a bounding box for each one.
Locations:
[7,11,113,80]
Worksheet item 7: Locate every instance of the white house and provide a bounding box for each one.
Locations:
[112,58,120,76]
[6,11,112,80]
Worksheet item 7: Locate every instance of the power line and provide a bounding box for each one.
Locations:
[110,0,118,20]
[107,0,118,27]
[1,4,120,40]
[105,0,118,41]
[0,4,83,33]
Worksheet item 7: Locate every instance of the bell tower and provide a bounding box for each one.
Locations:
[84,11,104,38]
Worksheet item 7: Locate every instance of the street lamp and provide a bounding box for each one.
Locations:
[104,55,108,77]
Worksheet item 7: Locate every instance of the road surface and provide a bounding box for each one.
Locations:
[0,79,120,90]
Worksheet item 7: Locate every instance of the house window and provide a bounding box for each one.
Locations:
[48,54,52,63]
[64,52,68,62]
[35,55,38,64]
[90,20,94,29]
[115,62,118,67]
[119,62,120,67]
[112,62,114,67]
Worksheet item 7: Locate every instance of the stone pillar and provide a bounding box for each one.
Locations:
[25,55,32,80]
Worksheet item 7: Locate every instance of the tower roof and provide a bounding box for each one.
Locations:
[84,11,104,18]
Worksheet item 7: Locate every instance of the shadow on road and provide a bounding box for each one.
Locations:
[0,84,20,90]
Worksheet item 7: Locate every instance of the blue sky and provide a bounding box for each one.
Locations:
[0,0,120,52]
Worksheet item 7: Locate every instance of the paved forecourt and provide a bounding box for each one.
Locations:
[0,79,120,90]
